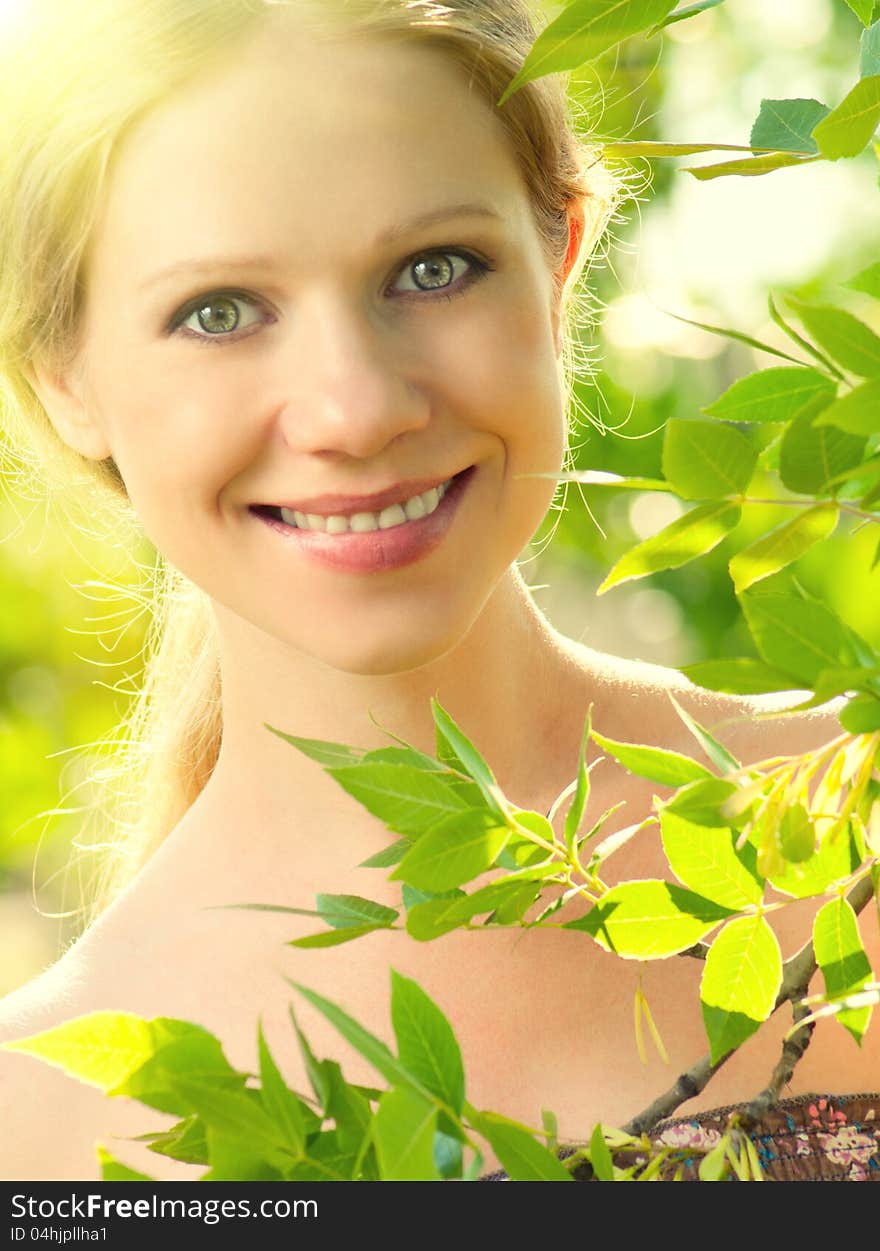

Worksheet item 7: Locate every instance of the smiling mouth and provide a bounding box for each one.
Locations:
[250,467,473,534]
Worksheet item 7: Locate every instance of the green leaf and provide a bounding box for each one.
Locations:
[840,693,880,733]
[598,502,742,594]
[700,915,783,1063]
[740,592,856,685]
[359,839,410,869]
[813,897,874,1043]
[257,1023,306,1156]
[664,309,813,367]
[813,379,880,435]
[264,725,362,768]
[138,1115,209,1167]
[590,730,716,787]
[788,300,880,378]
[662,777,741,827]
[315,894,399,930]
[373,1088,441,1180]
[431,699,507,818]
[293,982,431,1099]
[660,811,763,909]
[601,141,754,159]
[667,693,742,774]
[288,924,391,949]
[1,1014,243,1122]
[97,1147,155,1181]
[326,761,478,839]
[405,876,547,940]
[779,409,867,495]
[468,1110,573,1181]
[729,505,840,594]
[683,152,820,180]
[0,1012,164,1092]
[703,367,836,425]
[847,260,880,300]
[768,293,846,381]
[662,419,758,499]
[565,707,592,854]
[390,970,465,1115]
[750,98,831,154]
[777,803,816,863]
[648,0,725,35]
[812,75,880,159]
[589,1123,615,1181]
[862,21,880,78]
[680,657,798,695]
[564,880,735,958]
[845,0,876,27]
[392,808,510,892]
[768,825,860,899]
[498,0,679,103]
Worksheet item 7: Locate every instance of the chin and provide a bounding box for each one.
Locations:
[305,614,473,678]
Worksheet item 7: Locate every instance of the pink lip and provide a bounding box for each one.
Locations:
[265,473,461,518]
[253,465,476,574]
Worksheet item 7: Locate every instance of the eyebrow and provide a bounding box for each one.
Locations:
[138,203,504,293]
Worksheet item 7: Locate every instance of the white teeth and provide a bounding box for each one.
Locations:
[279,478,453,533]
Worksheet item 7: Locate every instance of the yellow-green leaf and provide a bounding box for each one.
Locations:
[598,502,741,594]
[729,504,839,594]
[812,76,880,160]
[700,916,783,1063]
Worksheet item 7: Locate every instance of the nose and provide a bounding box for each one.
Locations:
[273,292,430,459]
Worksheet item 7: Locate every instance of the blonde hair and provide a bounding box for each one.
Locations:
[0,0,622,926]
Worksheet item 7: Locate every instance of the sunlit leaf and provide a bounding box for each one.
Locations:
[662,419,758,499]
[257,1023,307,1156]
[812,76,880,159]
[499,0,679,103]
[288,924,391,949]
[813,379,880,435]
[680,657,798,695]
[373,1088,441,1180]
[391,970,465,1115]
[840,693,880,733]
[750,98,831,154]
[847,259,880,298]
[740,592,857,685]
[813,897,874,1043]
[660,811,763,909]
[565,879,735,957]
[703,367,836,424]
[729,505,840,594]
[391,808,511,891]
[700,916,782,1063]
[590,730,716,787]
[845,0,877,28]
[468,1110,573,1180]
[683,152,820,179]
[788,300,880,378]
[598,503,742,594]
[862,21,880,78]
[648,0,725,35]
[325,762,475,839]
[667,694,742,774]
[779,410,867,494]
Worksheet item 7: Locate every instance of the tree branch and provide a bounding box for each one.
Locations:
[619,874,876,1138]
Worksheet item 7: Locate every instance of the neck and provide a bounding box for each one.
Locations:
[140,564,591,907]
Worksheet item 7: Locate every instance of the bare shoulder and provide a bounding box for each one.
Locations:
[0,945,176,1181]
[563,639,843,765]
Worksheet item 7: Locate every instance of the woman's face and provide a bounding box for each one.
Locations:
[53,21,573,675]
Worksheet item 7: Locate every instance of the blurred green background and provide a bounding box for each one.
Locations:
[2,0,879,994]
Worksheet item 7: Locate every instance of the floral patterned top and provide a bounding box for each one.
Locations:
[481,1093,880,1181]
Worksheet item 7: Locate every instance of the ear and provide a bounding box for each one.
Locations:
[23,356,112,461]
[551,201,587,355]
